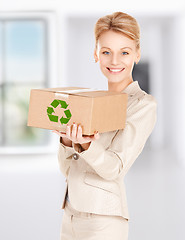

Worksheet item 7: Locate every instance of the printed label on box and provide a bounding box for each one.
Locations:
[47,99,72,125]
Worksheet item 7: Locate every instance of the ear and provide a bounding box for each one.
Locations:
[135,48,141,64]
[94,49,99,63]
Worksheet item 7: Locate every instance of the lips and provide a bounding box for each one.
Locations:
[107,67,125,73]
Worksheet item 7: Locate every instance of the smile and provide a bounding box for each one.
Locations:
[106,67,125,73]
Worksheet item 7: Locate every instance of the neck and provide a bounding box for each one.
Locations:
[108,78,133,92]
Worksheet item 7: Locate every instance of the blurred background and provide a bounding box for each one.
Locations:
[0,0,185,239]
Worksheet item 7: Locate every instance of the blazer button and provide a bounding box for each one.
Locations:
[73,153,79,160]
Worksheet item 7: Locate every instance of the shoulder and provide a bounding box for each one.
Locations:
[133,89,157,107]
[127,90,157,117]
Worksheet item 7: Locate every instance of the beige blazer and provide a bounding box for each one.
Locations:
[57,81,157,221]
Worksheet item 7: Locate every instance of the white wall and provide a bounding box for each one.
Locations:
[0,152,65,240]
[0,0,185,13]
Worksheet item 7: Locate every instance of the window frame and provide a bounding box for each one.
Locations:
[0,11,59,155]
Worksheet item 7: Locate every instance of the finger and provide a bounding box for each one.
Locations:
[93,131,100,140]
[52,130,58,134]
[66,124,71,138]
[71,122,77,139]
[53,129,66,134]
[52,130,65,137]
[80,131,99,143]
[77,124,83,139]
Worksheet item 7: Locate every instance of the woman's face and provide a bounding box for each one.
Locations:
[94,30,140,84]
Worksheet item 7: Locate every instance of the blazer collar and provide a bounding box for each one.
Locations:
[121,81,141,95]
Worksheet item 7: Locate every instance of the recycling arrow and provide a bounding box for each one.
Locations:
[47,99,72,125]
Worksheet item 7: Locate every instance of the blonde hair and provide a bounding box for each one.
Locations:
[94,12,140,50]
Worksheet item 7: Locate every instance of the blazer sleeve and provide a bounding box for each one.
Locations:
[75,94,157,181]
[57,138,81,178]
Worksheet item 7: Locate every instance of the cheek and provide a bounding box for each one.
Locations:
[123,57,135,69]
[99,56,109,67]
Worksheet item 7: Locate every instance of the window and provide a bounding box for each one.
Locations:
[0,12,57,154]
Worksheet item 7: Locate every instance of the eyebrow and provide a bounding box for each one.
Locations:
[101,47,133,50]
[121,47,132,50]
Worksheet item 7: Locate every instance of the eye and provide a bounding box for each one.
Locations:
[102,51,110,55]
[122,52,129,55]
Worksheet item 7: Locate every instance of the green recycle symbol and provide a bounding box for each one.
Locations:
[47,99,72,125]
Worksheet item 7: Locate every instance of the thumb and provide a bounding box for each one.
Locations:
[94,131,100,140]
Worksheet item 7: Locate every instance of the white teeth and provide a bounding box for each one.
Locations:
[108,68,123,72]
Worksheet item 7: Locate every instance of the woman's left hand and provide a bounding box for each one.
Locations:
[52,122,100,145]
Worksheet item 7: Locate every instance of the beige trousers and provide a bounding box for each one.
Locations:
[60,200,129,240]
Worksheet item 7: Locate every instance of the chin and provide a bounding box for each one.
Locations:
[107,79,123,84]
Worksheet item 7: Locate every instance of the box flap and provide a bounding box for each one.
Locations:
[30,86,127,98]
[36,86,89,93]
[73,91,126,97]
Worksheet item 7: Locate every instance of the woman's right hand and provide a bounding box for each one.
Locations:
[52,122,100,146]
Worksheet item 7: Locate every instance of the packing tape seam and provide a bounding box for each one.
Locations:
[55,93,69,98]
[56,88,101,94]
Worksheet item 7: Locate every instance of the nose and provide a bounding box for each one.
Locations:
[111,53,120,65]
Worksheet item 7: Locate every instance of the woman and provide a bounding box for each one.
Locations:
[52,11,157,240]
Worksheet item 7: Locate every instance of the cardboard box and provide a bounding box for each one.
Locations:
[27,86,128,135]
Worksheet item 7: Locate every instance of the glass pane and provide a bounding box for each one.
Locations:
[0,22,3,84]
[4,83,48,146]
[0,22,3,145]
[0,88,2,145]
[5,21,45,83]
